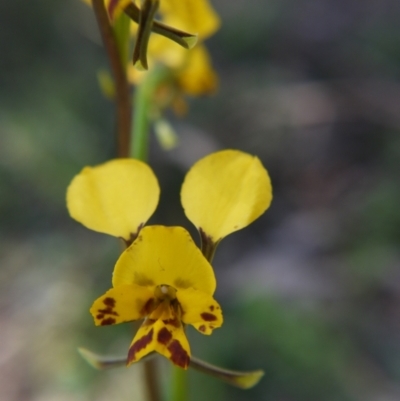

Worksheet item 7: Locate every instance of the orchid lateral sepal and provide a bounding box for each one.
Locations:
[132,0,159,70]
[78,348,264,389]
[190,355,264,390]
[124,3,198,50]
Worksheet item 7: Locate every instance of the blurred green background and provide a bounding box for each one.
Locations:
[1,0,400,400]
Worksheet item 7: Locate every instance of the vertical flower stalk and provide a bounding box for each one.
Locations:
[169,365,187,401]
[91,0,132,157]
[130,65,171,161]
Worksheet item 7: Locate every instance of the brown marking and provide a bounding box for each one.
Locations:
[127,328,154,363]
[134,272,154,286]
[162,317,180,328]
[168,340,190,368]
[199,228,218,262]
[97,307,119,316]
[101,317,116,325]
[103,297,116,307]
[141,298,156,315]
[122,224,144,247]
[199,325,206,333]
[209,305,215,311]
[174,278,193,289]
[209,325,215,329]
[97,297,119,318]
[201,312,217,322]
[157,327,172,345]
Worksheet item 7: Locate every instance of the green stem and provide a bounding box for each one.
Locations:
[113,12,131,67]
[144,359,161,401]
[169,366,187,401]
[130,66,171,161]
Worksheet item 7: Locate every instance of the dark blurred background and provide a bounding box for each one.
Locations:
[1,0,400,400]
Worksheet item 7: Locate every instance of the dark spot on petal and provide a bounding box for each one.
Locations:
[199,325,206,333]
[122,224,144,247]
[157,327,172,345]
[127,328,154,363]
[96,314,104,319]
[101,317,116,325]
[168,340,190,369]
[209,325,215,329]
[174,278,193,289]
[134,272,154,286]
[209,305,215,311]
[103,297,115,307]
[201,312,217,322]
[162,317,180,328]
[141,298,156,315]
[98,297,119,316]
[98,307,119,316]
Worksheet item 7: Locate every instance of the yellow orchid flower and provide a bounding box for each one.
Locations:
[82,0,220,112]
[90,225,222,368]
[126,0,220,95]
[66,150,272,368]
[82,0,219,68]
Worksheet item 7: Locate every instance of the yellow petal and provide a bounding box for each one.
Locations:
[177,45,218,96]
[127,318,191,369]
[153,319,191,369]
[177,288,223,335]
[90,284,154,326]
[113,225,216,295]
[66,159,160,241]
[127,320,156,365]
[159,0,220,40]
[181,150,273,241]
[148,34,187,69]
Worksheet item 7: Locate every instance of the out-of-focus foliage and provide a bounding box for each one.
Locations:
[1,0,400,400]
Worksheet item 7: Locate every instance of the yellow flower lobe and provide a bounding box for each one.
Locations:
[181,150,273,242]
[66,159,160,241]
